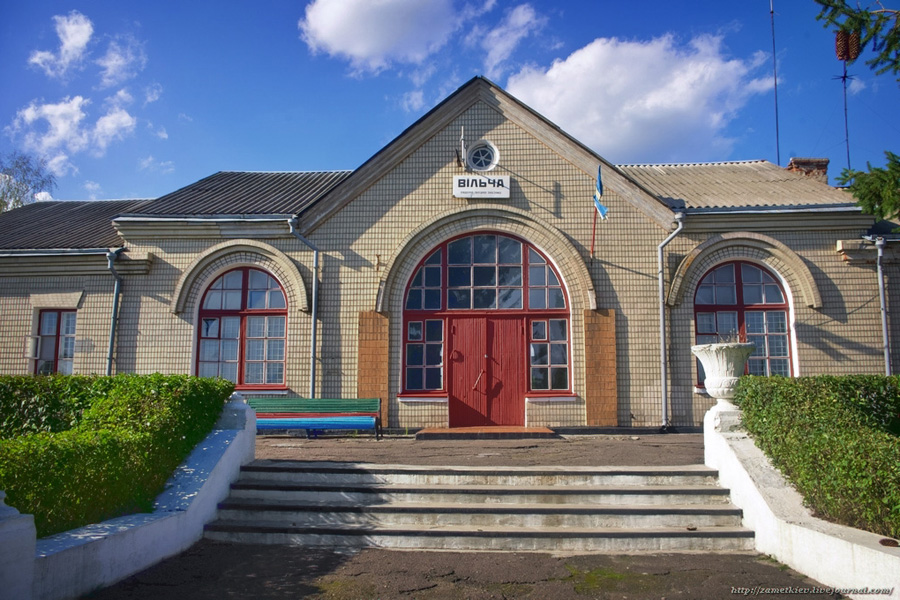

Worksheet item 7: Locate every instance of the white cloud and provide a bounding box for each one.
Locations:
[300,0,458,73]
[401,90,426,112]
[11,96,91,160]
[848,77,866,95]
[482,4,545,80]
[506,34,772,163]
[83,180,101,200]
[92,107,137,154]
[138,155,174,174]
[144,82,163,105]
[7,93,137,171]
[28,11,94,79]
[96,34,147,88]
[47,154,77,177]
[34,191,55,202]
[106,88,134,109]
[155,126,168,140]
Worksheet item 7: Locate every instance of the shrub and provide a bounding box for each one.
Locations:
[736,375,900,539]
[0,375,99,438]
[0,374,233,537]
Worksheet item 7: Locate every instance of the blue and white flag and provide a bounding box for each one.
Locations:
[593,165,608,220]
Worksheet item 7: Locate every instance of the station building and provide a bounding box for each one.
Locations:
[0,77,895,430]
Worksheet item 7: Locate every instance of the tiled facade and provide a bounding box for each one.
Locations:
[0,79,895,429]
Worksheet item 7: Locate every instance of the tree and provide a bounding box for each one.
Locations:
[814,1,900,224]
[0,151,57,214]
[837,151,900,221]
[815,0,900,81]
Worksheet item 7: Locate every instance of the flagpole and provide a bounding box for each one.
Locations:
[590,210,598,258]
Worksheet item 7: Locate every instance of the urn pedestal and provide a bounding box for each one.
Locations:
[691,342,755,408]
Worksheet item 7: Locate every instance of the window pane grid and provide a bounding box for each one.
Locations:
[197,268,287,387]
[529,318,569,391]
[406,250,442,310]
[446,236,525,310]
[402,234,571,395]
[36,310,77,375]
[405,319,443,390]
[694,261,791,384]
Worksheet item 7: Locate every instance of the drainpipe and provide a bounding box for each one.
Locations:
[873,237,892,376]
[105,248,125,376]
[288,218,320,398]
[658,212,685,431]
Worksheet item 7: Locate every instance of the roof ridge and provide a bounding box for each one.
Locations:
[217,169,354,175]
[618,159,767,168]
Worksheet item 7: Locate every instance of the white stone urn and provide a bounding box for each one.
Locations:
[691,342,755,405]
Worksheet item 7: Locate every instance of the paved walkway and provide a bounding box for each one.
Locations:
[85,434,844,599]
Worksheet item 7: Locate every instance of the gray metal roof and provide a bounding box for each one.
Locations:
[617,160,853,211]
[126,170,352,217]
[0,199,151,250]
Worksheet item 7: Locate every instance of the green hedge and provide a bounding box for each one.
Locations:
[0,375,100,438]
[735,375,900,539]
[0,374,233,537]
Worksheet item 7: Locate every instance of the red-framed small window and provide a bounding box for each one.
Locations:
[197,267,287,389]
[401,233,570,395]
[35,310,77,375]
[694,261,792,383]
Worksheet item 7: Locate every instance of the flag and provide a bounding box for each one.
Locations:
[593,165,608,220]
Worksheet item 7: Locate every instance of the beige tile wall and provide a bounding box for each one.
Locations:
[0,100,891,429]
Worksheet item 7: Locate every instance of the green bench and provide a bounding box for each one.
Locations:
[246,397,382,439]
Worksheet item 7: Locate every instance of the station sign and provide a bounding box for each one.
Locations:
[452,175,510,199]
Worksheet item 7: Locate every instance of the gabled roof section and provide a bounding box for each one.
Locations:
[296,76,678,232]
[124,170,352,218]
[0,199,151,250]
[618,160,855,212]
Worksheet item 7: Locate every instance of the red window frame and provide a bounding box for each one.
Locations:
[35,309,77,375]
[196,267,288,390]
[694,260,792,384]
[400,232,571,397]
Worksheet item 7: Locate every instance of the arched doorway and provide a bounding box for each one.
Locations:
[401,233,571,426]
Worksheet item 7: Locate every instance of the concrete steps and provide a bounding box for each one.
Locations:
[204,461,754,552]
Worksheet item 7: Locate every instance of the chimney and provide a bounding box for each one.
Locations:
[786,157,829,184]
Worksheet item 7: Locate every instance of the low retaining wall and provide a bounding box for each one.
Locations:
[704,404,899,599]
[0,396,255,600]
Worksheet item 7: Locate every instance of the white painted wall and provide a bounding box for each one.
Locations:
[705,405,900,599]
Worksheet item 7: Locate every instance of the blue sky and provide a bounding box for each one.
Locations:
[2,0,898,201]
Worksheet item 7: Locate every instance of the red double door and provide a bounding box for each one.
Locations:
[447,316,525,427]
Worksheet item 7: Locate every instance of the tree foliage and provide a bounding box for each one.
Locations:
[0,151,57,214]
[814,2,899,224]
[815,0,900,81]
[837,151,900,222]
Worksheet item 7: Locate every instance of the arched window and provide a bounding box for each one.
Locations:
[402,233,570,396]
[197,267,287,388]
[694,261,792,380]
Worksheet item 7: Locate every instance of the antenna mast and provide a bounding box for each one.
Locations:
[834,29,860,171]
[770,0,781,166]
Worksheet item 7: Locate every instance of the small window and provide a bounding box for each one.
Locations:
[467,141,499,171]
[35,310,77,375]
[529,318,569,391]
[405,319,444,390]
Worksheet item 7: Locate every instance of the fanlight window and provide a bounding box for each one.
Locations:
[402,233,570,393]
[197,267,287,387]
[694,261,791,380]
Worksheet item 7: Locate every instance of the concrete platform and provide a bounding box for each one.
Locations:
[415,426,558,440]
